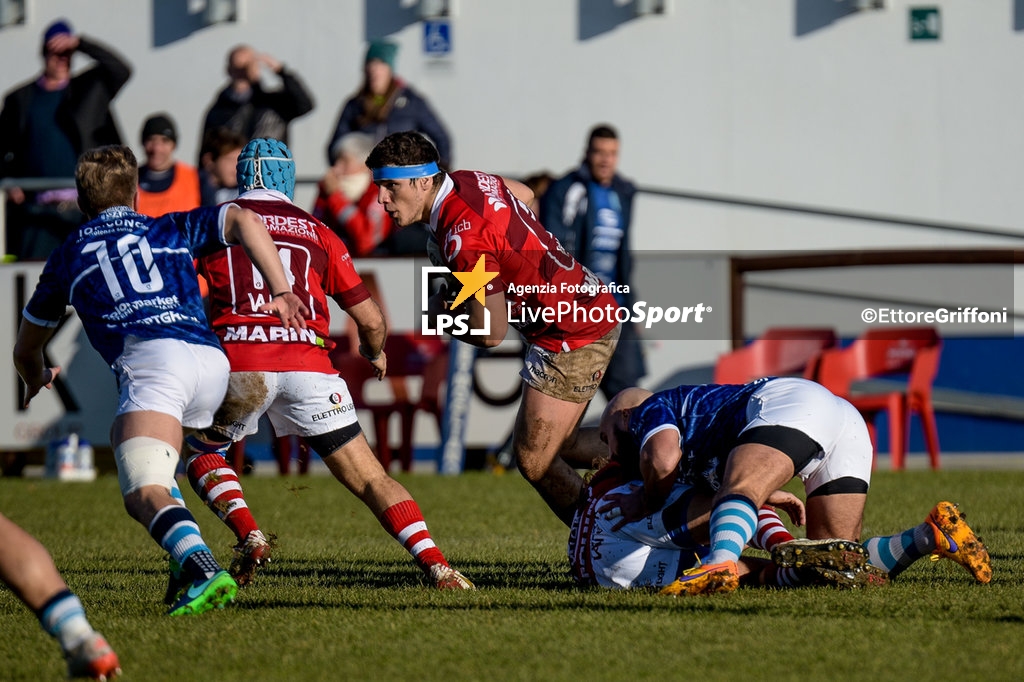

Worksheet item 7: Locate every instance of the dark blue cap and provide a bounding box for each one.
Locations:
[43,19,73,48]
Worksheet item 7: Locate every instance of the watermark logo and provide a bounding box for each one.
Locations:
[861,306,1008,326]
[421,255,496,336]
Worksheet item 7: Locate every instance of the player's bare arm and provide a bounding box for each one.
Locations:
[12,320,60,408]
[639,429,684,513]
[471,291,508,347]
[343,296,388,380]
[443,291,508,349]
[222,205,310,330]
[501,177,535,208]
[599,428,683,531]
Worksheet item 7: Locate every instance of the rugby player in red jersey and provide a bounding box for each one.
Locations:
[367,131,621,525]
[182,138,473,590]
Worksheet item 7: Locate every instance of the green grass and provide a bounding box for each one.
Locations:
[2,469,1024,681]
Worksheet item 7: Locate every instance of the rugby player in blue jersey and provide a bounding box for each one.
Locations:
[13,144,307,617]
[590,379,991,594]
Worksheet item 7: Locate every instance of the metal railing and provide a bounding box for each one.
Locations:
[637,183,1024,241]
[5,176,1024,257]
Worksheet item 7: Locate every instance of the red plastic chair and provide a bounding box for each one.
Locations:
[329,334,448,472]
[811,327,942,470]
[714,327,838,384]
[384,334,447,472]
[396,348,450,473]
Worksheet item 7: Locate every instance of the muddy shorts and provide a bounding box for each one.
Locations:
[211,371,360,441]
[520,325,620,403]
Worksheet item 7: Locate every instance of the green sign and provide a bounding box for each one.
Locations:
[910,7,941,41]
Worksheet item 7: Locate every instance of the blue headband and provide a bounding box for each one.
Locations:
[372,162,440,181]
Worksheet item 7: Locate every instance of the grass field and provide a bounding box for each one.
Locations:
[2,468,1023,681]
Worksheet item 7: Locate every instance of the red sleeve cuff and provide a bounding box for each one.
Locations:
[335,282,372,309]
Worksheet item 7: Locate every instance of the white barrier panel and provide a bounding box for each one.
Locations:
[0,258,725,453]
[0,260,526,452]
[1,262,117,448]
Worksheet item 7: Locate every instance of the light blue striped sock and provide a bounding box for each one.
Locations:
[149,505,220,581]
[169,480,186,506]
[863,523,935,578]
[38,590,93,651]
[705,494,758,566]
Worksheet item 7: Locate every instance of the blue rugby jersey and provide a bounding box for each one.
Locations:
[23,204,230,368]
[628,378,771,492]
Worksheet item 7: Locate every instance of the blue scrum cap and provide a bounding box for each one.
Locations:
[237,138,295,199]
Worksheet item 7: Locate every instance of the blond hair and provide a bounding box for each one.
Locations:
[76,145,138,218]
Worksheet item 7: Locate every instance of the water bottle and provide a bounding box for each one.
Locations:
[77,438,95,473]
[55,433,79,479]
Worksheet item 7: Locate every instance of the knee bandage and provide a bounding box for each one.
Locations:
[115,437,181,497]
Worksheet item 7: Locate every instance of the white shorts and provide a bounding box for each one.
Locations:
[569,482,706,590]
[213,371,360,441]
[113,337,230,429]
[743,377,873,494]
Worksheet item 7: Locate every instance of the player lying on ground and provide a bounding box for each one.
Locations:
[570,455,991,590]
[590,380,991,595]
[181,139,472,591]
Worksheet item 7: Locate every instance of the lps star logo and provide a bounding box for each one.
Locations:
[421,255,497,336]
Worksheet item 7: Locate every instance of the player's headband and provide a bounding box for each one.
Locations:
[371,162,440,181]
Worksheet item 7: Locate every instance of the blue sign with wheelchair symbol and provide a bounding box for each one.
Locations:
[423,19,451,56]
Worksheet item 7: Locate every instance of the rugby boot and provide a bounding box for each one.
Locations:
[429,564,475,590]
[229,529,273,587]
[771,538,868,571]
[167,570,238,616]
[65,632,121,680]
[925,501,992,583]
[659,560,740,596]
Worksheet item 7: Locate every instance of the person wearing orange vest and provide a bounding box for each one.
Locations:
[136,113,200,217]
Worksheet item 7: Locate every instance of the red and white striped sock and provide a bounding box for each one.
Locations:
[185,452,258,543]
[749,506,795,551]
[379,500,448,571]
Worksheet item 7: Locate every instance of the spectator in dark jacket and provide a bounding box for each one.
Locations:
[325,40,451,168]
[0,18,131,260]
[541,124,646,400]
[199,45,314,157]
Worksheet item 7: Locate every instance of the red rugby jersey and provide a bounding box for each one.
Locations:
[197,190,370,373]
[430,171,618,352]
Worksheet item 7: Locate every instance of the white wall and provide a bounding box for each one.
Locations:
[2,1,1022,450]
[2,0,1022,248]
